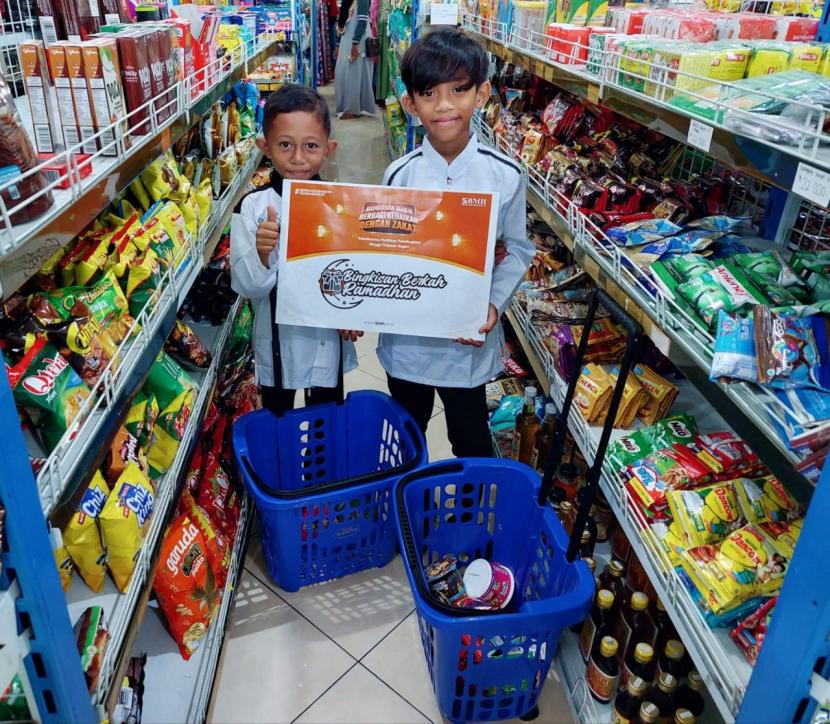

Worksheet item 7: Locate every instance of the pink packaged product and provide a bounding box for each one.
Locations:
[716,12,777,40]
[774,16,819,42]
[642,11,718,42]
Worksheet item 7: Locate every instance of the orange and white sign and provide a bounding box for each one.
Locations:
[276,180,499,340]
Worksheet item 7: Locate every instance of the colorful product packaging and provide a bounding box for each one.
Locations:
[19,40,62,154]
[81,38,130,155]
[64,42,98,154]
[46,42,82,149]
[116,31,153,135]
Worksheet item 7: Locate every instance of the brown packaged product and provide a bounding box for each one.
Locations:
[0,73,54,226]
[634,363,678,426]
[575,364,613,424]
[105,425,148,483]
[154,27,177,119]
[81,38,130,155]
[142,29,167,124]
[64,43,98,154]
[19,41,62,154]
[36,0,63,46]
[46,42,82,149]
[116,32,153,135]
[98,0,121,25]
[55,0,82,40]
[77,0,102,40]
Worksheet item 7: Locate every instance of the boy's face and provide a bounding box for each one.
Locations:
[258,110,337,180]
[403,76,491,151]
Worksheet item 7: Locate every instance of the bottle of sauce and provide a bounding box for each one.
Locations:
[587,636,619,704]
[554,461,579,503]
[620,642,655,693]
[569,557,597,633]
[575,485,598,550]
[579,589,615,662]
[512,386,539,463]
[675,671,705,718]
[612,525,631,564]
[579,529,594,559]
[611,676,649,724]
[648,673,678,724]
[656,640,687,682]
[530,402,556,474]
[593,493,614,542]
[626,551,650,596]
[616,592,654,662]
[650,598,677,653]
[673,709,695,724]
[598,560,627,616]
[558,501,575,535]
[633,702,660,724]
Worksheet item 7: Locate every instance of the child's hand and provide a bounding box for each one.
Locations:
[495,240,508,265]
[256,205,280,268]
[338,329,364,342]
[453,304,498,348]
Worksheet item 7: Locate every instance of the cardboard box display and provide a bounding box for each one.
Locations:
[81,37,130,154]
[19,40,63,154]
[46,42,82,149]
[116,31,153,135]
[64,43,98,154]
[164,18,193,81]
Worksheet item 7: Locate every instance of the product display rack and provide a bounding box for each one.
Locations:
[0,29,274,721]
[382,0,420,158]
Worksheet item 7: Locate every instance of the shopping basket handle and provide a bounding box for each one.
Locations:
[536,288,643,563]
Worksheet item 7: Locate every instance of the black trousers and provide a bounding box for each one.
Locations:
[386,375,492,458]
[260,383,342,416]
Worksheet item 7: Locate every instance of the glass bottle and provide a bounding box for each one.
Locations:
[620,642,655,693]
[575,484,598,551]
[512,386,539,463]
[558,500,575,535]
[579,528,594,559]
[656,640,687,682]
[611,676,649,724]
[569,557,597,633]
[598,559,627,617]
[650,598,677,653]
[554,461,579,503]
[530,402,556,475]
[675,671,705,718]
[616,592,654,662]
[648,673,678,724]
[633,702,660,724]
[587,636,619,704]
[579,589,615,662]
[612,525,631,564]
[593,492,614,542]
[673,709,695,724]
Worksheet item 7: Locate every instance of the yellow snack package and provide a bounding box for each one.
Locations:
[666,480,742,548]
[575,364,613,424]
[76,228,117,286]
[746,44,791,78]
[605,364,649,428]
[105,215,141,282]
[705,45,751,82]
[141,151,191,204]
[130,178,152,213]
[757,474,802,522]
[788,43,823,73]
[147,200,188,252]
[100,462,155,592]
[194,179,213,222]
[126,247,161,300]
[148,389,195,478]
[51,527,74,592]
[180,193,199,235]
[63,471,110,593]
[634,363,678,425]
[128,224,153,254]
[143,218,176,268]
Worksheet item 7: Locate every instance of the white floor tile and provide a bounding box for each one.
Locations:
[273,556,415,659]
[357,351,388,382]
[212,573,355,724]
[296,665,430,724]
[354,332,379,359]
[344,369,389,395]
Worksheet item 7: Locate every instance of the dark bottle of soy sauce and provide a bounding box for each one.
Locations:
[587,636,620,704]
[611,676,649,724]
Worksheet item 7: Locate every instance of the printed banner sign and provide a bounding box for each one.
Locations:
[276,181,499,340]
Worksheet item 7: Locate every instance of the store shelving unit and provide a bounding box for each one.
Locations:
[383,0,420,157]
[0,30,276,722]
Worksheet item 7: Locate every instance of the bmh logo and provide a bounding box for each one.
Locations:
[319,259,364,309]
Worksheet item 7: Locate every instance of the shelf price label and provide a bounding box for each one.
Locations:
[687,119,713,153]
[793,162,830,208]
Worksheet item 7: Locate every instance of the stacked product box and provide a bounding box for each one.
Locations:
[19,40,63,154]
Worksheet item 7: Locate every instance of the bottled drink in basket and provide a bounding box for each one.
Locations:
[512,386,539,463]
[587,636,620,704]
[612,676,649,724]
[530,402,556,474]
[579,589,615,662]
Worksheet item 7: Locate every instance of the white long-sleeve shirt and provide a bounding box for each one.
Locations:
[230,173,357,389]
[378,133,534,388]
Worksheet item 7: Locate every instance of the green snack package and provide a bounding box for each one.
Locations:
[126,248,163,318]
[226,302,254,363]
[144,350,197,410]
[125,391,160,449]
[606,413,699,472]
[148,389,195,477]
[7,337,91,452]
[0,675,31,721]
[731,250,804,289]
[652,255,715,297]
[678,265,768,328]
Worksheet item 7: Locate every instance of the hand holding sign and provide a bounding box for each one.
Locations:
[256,205,280,268]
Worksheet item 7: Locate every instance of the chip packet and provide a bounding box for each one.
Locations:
[51,527,73,592]
[197,454,236,537]
[154,512,220,660]
[100,462,155,592]
[180,490,231,587]
[125,392,159,450]
[74,605,109,693]
[63,471,110,592]
[148,390,195,478]
[144,349,198,410]
[164,320,211,370]
[105,426,148,484]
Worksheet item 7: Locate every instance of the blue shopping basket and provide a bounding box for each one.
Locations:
[395,459,595,723]
[233,391,427,592]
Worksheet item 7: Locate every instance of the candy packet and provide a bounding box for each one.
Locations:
[754,306,830,389]
[678,265,768,329]
[607,218,684,246]
[63,471,110,592]
[710,310,758,382]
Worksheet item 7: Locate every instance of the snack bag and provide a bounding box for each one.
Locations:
[575,363,613,424]
[125,392,160,450]
[711,310,758,383]
[154,513,220,660]
[73,606,109,693]
[148,390,195,478]
[63,471,110,592]
[105,425,148,484]
[754,474,802,522]
[180,491,231,587]
[194,178,213,221]
[607,413,699,471]
[143,218,176,268]
[144,349,198,410]
[667,481,743,548]
[607,218,683,246]
[7,338,91,452]
[197,454,235,537]
[754,306,829,389]
[164,320,212,370]
[99,462,155,592]
[678,265,767,329]
[73,229,114,286]
[140,151,190,204]
[145,200,188,253]
[634,363,678,425]
[126,248,162,318]
[51,527,73,592]
[604,364,649,428]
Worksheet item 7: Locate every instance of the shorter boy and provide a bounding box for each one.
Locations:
[230,85,359,414]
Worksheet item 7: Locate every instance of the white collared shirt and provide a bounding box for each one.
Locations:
[230,181,357,389]
[378,133,534,388]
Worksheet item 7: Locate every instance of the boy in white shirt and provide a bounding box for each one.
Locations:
[231,85,359,414]
[381,28,535,456]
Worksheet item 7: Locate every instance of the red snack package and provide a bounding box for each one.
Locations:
[154,513,220,660]
[180,490,231,587]
[197,454,234,536]
[183,444,204,498]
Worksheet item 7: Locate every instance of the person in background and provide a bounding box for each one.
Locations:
[335,0,376,119]
[230,85,361,415]
[379,28,535,457]
[327,0,339,71]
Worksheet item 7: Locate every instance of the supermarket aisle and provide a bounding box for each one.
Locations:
[210,88,574,723]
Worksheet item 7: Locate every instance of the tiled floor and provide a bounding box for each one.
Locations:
[210,86,575,724]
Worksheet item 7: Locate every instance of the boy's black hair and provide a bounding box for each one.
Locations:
[400,28,488,96]
[262,84,331,139]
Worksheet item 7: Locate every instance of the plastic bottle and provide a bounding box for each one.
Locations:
[530,402,556,474]
[675,671,705,718]
[656,640,687,682]
[579,589,615,662]
[611,675,649,724]
[648,673,678,724]
[620,642,656,693]
[587,636,619,704]
[598,559,627,617]
[512,386,539,463]
[616,592,654,662]
[633,702,660,724]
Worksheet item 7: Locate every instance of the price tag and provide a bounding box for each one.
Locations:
[587,85,600,105]
[430,1,459,25]
[687,119,713,153]
[793,162,830,208]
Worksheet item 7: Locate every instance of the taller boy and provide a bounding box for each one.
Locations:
[381,29,535,457]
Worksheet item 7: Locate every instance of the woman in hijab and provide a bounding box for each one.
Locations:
[335,0,376,119]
